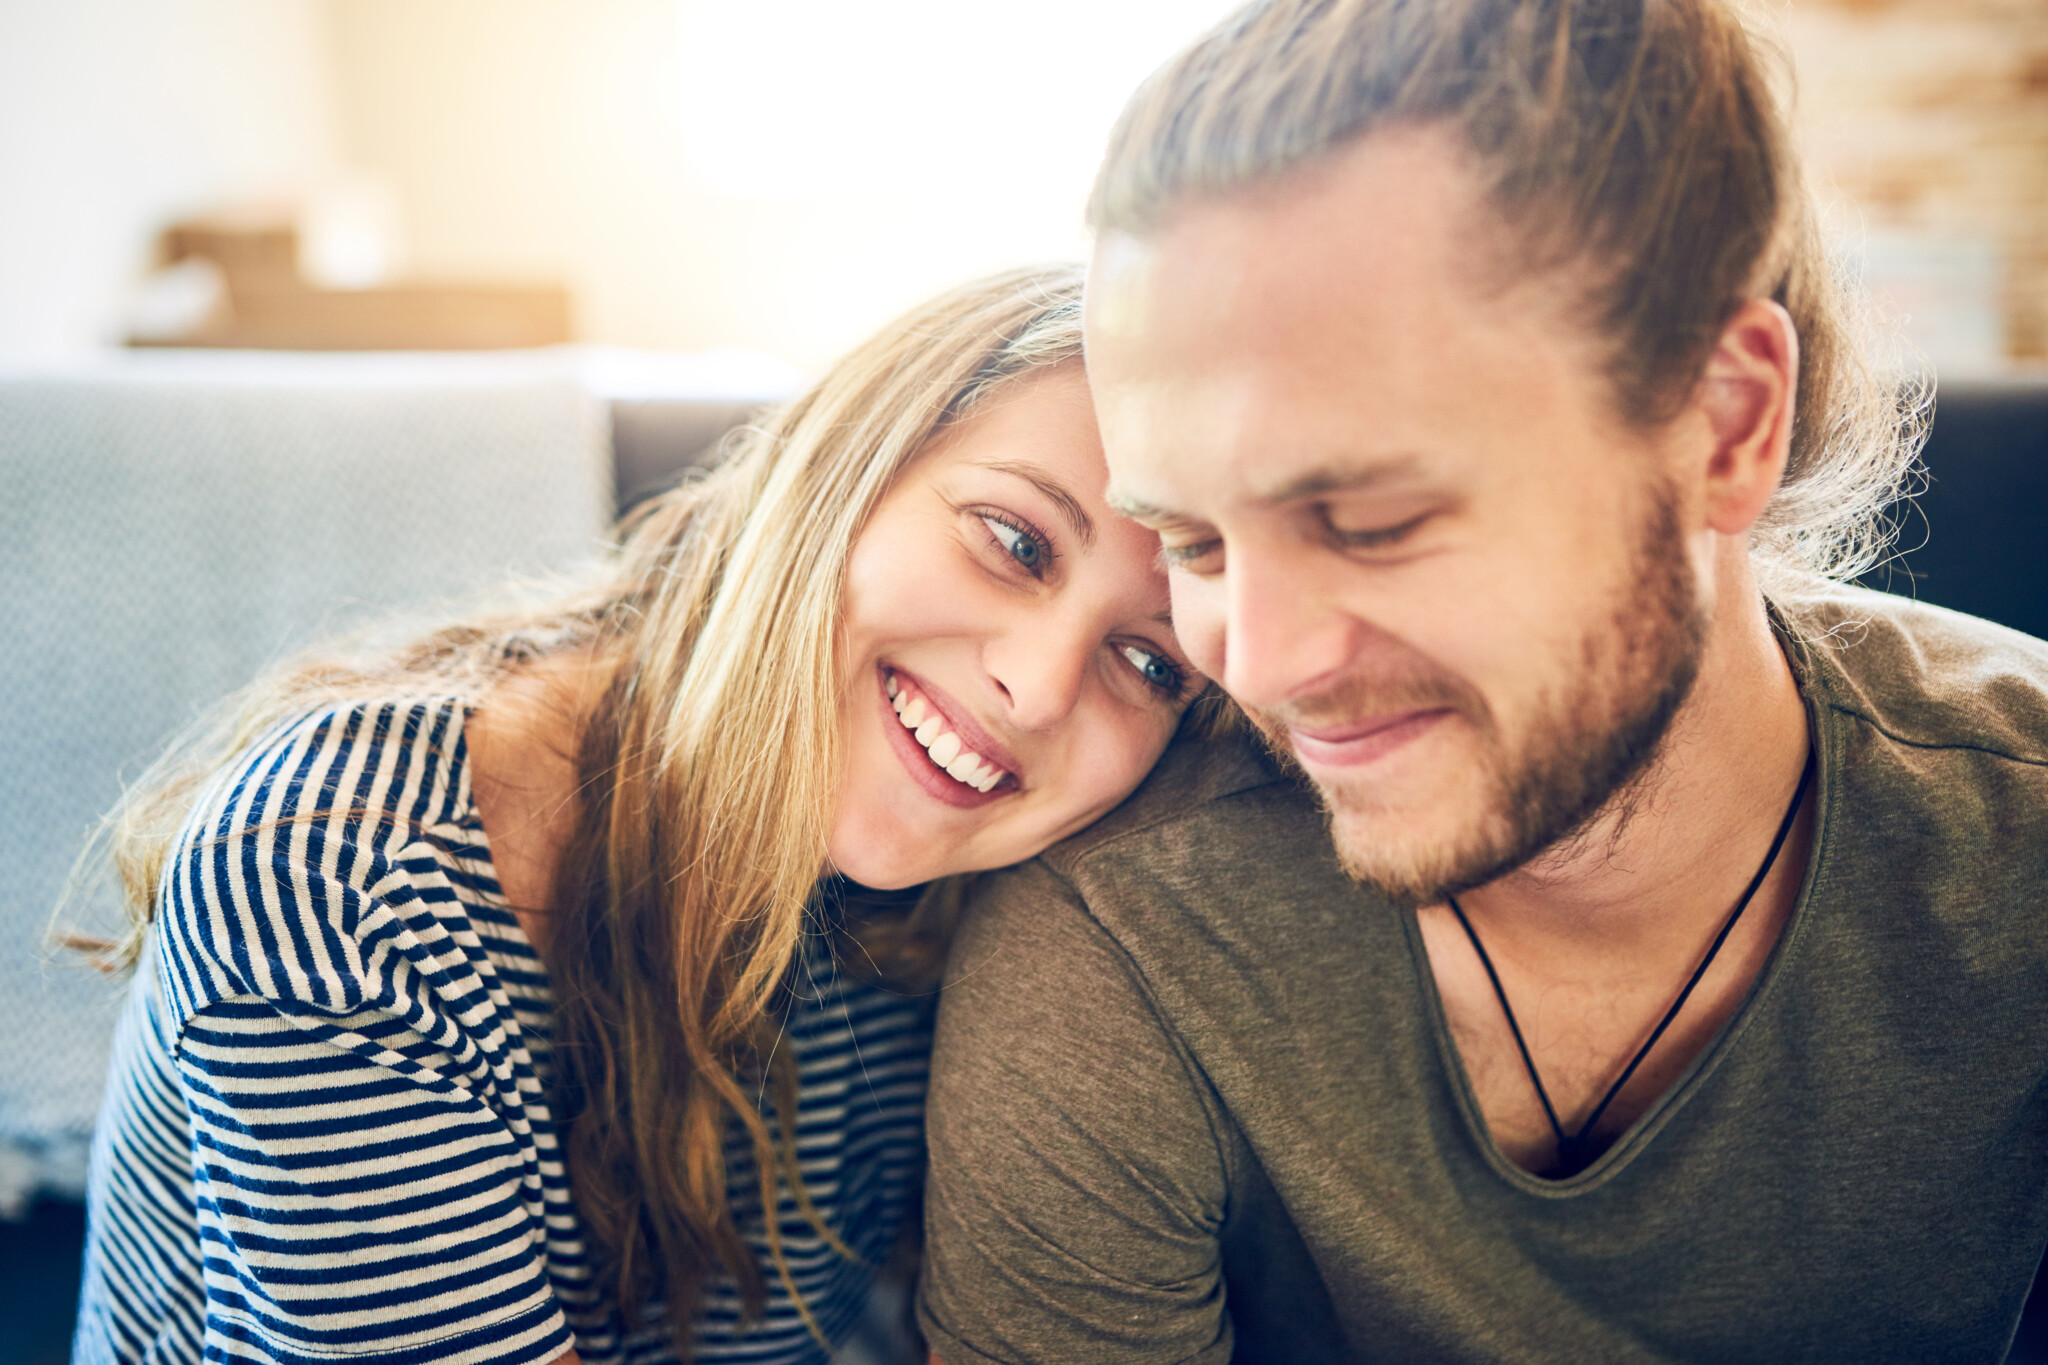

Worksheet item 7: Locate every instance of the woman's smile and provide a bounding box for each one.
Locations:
[877,666,1018,808]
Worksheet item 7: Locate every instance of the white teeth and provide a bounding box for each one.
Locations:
[885,673,899,699]
[888,678,1012,792]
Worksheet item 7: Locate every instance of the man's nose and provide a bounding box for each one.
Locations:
[1219,542,1358,711]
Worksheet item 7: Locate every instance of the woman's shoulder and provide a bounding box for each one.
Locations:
[180,694,476,849]
[155,693,492,1015]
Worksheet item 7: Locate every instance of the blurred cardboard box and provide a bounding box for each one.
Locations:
[130,213,569,351]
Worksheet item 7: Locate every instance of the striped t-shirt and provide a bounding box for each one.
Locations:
[73,697,934,1365]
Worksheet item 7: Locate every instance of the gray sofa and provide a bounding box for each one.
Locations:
[0,348,788,1211]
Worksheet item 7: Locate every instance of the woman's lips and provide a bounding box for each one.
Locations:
[1286,708,1452,768]
[876,666,1019,810]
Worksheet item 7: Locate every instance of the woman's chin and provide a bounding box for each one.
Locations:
[830,859,929,891]
[825,820,945,889]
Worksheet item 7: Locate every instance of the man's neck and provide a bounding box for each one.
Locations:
[1416,550,1816,1172]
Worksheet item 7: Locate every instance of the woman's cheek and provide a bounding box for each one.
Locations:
[1081,709,1176,815]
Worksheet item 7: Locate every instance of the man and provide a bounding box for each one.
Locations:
[916,0,2048,1361]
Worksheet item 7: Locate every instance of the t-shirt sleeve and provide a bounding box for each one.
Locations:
[153,702,575,1365]
[176,993,573,1365]
[916,858,1235,1365]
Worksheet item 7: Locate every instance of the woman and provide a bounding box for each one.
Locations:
[71,266,1212,1365]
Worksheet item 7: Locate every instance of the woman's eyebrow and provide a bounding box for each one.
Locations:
[973,459,1096,547]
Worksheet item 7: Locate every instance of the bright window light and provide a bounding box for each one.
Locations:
[673,0,1243,200]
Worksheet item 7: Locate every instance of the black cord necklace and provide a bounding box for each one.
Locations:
[1444,751,1814,1179]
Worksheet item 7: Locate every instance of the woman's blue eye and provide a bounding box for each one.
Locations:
[1120,644,1184,695]
[982,515,1046,571]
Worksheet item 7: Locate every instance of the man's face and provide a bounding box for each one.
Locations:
[1087,127,1713,906]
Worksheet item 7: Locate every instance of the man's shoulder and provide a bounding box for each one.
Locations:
[1781,584,2048,767]
[977,721,1385,979]
[1030,720,1316,878]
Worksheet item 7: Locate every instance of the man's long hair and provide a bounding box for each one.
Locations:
[1091,0,1925,589]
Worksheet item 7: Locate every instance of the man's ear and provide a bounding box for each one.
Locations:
[1693,297,1799,536]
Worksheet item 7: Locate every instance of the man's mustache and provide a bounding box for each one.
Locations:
[1245,667,1489,751]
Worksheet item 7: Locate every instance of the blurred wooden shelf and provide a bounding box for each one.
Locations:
[131,217,570,351]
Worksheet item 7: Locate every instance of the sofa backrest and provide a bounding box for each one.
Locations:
[0,351,612,1209]
[1866,379,2048,641]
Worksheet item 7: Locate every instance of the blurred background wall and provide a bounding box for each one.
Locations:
[1785,0,2048,378]
[0,0,340,354]
[0,0,1252,369]
[3,0,2043,376]
[322,0,1224,365]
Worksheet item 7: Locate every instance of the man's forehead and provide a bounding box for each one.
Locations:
[1084,230,1160,345]
[1084,132,1624,514]
[1092,130,1495,314]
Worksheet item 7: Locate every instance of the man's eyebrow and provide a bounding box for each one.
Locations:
[1106,489,1191,524]
[974,459,1095,547]
[1108,455,1426,524]
[1254,454,1425,503]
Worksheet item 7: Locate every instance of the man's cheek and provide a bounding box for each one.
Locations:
[1169,575,1229,682]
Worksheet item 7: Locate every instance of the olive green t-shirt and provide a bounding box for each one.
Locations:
[918,588,2048,1364]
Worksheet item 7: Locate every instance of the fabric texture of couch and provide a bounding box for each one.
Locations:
[0,350,616,1211]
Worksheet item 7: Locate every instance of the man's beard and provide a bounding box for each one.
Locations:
[1252,491,1706,908]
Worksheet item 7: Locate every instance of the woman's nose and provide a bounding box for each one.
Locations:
[983,612,1093,732]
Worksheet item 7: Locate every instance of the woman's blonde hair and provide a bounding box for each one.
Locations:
[98,263,1091,1353]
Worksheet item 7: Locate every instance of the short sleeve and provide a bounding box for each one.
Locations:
[916,859,1234,1365]
[177,994,574,1365]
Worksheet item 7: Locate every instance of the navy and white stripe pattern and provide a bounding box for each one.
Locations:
[73,698,933,1365]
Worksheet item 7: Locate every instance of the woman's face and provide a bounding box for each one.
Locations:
[831,364,1200,888]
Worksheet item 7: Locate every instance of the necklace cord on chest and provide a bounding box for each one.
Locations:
[1444,750,1815,1176]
